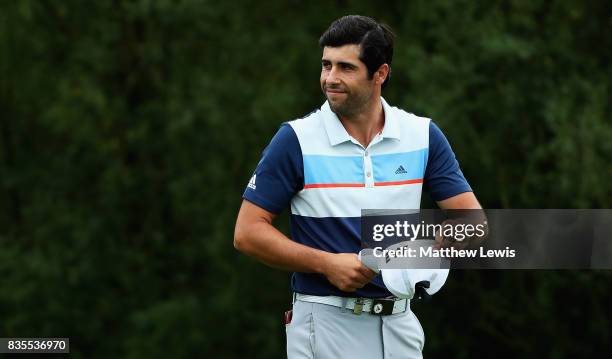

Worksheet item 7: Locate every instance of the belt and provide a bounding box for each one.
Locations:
[294,293,409,316]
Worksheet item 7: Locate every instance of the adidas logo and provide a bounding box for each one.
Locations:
[395,165,407,175]
[248,173,257,190]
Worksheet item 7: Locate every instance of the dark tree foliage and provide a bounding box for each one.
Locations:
[1,1,611,358]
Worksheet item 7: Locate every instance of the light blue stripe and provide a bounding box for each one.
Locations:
[371,149,428,182]
[303,155,363,185]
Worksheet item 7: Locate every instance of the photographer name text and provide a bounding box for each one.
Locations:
[373,246,516,258]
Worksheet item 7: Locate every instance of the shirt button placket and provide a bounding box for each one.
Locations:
[364,149,374,188]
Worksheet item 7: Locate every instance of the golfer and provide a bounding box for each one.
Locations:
[234,15,482,358]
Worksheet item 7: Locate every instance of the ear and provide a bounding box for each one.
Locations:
[374,64,390,86]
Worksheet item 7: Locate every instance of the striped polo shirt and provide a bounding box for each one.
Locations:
[243,97,471,298]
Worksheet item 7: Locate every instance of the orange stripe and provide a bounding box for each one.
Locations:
[374,179,423,186]
[303,183,365,189]
[303,179,423,189]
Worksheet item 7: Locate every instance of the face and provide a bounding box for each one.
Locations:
[320,44,376,118]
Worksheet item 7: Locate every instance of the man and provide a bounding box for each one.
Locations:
[234,15,482,358]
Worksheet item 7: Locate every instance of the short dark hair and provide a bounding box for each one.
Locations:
[319,15,395,88]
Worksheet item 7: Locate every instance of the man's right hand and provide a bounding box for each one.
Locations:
[322,253,377,292]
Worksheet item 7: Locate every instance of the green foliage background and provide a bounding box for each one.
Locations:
[1,0,611,358]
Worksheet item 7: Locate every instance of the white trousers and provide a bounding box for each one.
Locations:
[286,299,425,359]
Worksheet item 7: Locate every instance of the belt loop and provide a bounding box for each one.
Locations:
[340,297,348,313]
[292,292,297,305]
[404,299,409,313]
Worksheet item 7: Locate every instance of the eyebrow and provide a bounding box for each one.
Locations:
[321,59,359,68]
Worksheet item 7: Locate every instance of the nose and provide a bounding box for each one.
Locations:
[324,66,341,86]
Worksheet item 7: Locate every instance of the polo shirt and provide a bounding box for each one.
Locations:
[243,97,472,297]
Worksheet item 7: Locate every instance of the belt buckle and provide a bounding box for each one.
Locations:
[353,298,364,315]
[371,298,395,316]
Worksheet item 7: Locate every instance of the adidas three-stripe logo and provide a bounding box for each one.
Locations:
[248,173,257,190]
[395,165,407,175]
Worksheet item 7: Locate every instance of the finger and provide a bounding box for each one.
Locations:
[454,240,469,250]
[434,231,443,249]
[335,280,357,292]
[345,279,362,291]
[358,265,377,280]
[351,253,377,279]
[439,232,455,249]
[350,280,367,289]
[352,270,371,285]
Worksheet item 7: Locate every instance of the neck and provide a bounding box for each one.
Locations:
[338,96,385,148]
